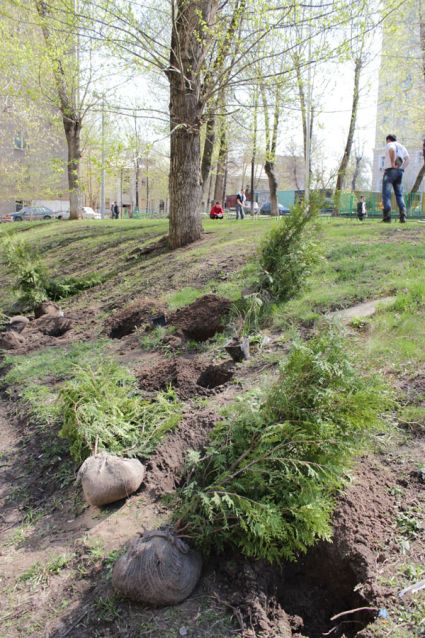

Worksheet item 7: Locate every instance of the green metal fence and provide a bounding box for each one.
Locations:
[277,190,425,218]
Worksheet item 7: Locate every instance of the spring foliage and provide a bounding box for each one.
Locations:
[3,233,103,308]
[259,197,321,303]
[58,360,181,463]
[3,234,49,306]
[174,328,391,563]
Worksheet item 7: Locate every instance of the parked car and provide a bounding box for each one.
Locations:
[0,213,14,223]
[243,201,259,213]
[53,210,70,220]
[259,202,290,215]
[82,206,101,219]
[54,207,102,220]
[13,206,54,221]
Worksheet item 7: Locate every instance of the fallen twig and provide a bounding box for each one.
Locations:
[399,578,425,597]
[330,606,378,621]
[323,619,367,636]
[59,608,90,638]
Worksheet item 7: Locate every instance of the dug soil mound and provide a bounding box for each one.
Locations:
[144,409,216,497]
[106,298,167,338]
[170,294,231,341]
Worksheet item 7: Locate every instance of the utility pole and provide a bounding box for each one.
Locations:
[135,157,140,211]
[146,157,149,213]
[305,34,312,202]
[100,99,106,218]
[250,88,258,215]
[120,167,123,218]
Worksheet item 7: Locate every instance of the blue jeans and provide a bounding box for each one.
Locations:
[235,203,244,219]
[382,169,406,219]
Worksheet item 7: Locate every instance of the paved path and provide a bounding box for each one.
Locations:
[329,296,395,322]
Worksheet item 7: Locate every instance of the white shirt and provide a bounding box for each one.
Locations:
[384,141,409,169]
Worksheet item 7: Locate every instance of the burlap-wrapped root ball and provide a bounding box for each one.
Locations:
[77,453,145,506]
[112,529,202,605]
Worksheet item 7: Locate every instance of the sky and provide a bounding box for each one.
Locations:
[93,16,385,190]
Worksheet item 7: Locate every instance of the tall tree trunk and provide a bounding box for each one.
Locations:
[411,139,425,192]
[351,154,362,191]
[294,54,307,162]
[64,119,82,217]
[411,11,425,193]
[294,54,313,184]
[167,0,218,249]
[35,0,82,220]
[201,107,216,201]
[168,87,203,248]
[213,121,227,203]
[250,89,258,215]
[264,160,278,216]
[262,83,281,216]
[334,56,362,211]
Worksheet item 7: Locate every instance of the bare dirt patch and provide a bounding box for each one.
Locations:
[398,365,425,406]
[144,408,216,497]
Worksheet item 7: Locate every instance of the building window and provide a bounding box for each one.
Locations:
[14,132,26,150]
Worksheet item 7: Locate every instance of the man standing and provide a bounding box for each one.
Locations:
[235,189,245,220]
[356,195,367,221]
[382,134,409,223]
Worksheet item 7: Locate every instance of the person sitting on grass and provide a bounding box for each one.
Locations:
[209,201,224,219]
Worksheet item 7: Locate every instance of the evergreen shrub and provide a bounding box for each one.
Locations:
[174,327,391,563]
[3,234,103,308]
[3,234,49,307]
[259,196,321,303]
[59,360,181,463]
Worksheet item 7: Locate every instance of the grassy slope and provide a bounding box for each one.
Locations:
[0,217,424,637]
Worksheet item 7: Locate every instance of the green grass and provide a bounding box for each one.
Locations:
[166,287,204,310]
[3,340,109,427]
[18,554,73,587]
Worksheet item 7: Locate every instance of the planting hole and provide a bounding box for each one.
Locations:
[197,362,234,389]
[277,542,376,638]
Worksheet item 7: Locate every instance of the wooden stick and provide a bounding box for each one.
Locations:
[330,606,378,621]
[59,608,90,638]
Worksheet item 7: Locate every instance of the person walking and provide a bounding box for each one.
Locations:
[382,134,409,223]
[235,190,245,220]
[113,202,120,219]
[110,201,116,219]
[356,195,367,221]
